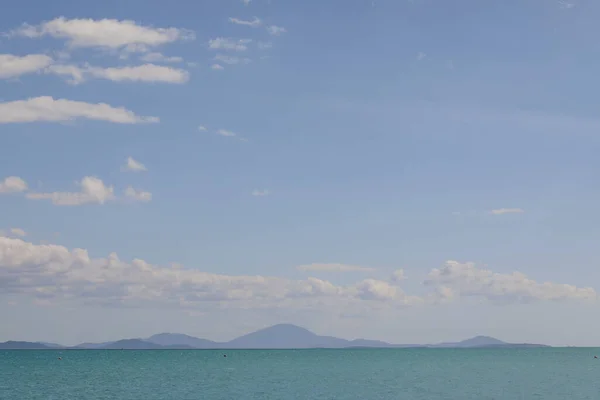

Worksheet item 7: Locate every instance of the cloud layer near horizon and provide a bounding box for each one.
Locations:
[0,237,594,312]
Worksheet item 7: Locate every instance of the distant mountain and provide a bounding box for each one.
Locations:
[430,336,549,349]
[146,333,218,348]
[73,341,114,349]
[226,324,351,349]
[431,335,507,348]
[1,325,550,349]
[0,341,53,349]
[37,342,64,348]
[94,339,195,350]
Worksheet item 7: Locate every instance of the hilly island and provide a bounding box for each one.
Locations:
[0,324,548,350]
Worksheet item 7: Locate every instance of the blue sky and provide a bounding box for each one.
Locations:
[1,0,600,346]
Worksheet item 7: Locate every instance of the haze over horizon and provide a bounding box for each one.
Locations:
[2,0,600,348]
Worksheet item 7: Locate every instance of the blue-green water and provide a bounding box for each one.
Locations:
[2,348,599,399]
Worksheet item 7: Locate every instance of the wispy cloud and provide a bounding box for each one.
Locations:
[46,63,190,85]
[0,97,158,124]
[417,52,426,61]
[229,17,262,28]
[251,189,269,196]
[558,0,575,9]
[139,52,183,63]
[208,37,251,52]
[198,125,208,131]
[217,129,237,137]
[211,64,224,70]
[213,54,251,65]
[257,42,273,50]
[242,0,251,4]
[490,208,524,215]
[266,25,286,36]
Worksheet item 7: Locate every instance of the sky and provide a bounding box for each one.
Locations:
[1,0,599,347]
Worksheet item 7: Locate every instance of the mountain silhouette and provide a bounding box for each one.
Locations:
[146,333,218,348]
[0,324,549,349]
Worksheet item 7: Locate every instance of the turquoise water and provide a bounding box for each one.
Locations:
[2,348,599,399]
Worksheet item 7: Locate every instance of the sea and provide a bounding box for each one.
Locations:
[1,348,599,399]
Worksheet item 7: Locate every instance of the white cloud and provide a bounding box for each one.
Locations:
[26,176,115,206]
[45,64,86,84]
[9,228,26,237]
[251,189,270,197]
[0,54,53,79]
[490,208,524,215]
[208,37,251,51]
[214,54,251,65]
[122,157,147,172]
[139,52,183,63]
[297,263,375,273]
[267,25,286,36]
[47,63,189,84]
[0,237,419,308]
[211,64,224,70]
[424,260,596,303]
[198,125,208,131]
[0,176,28,194]
[229,17,262,27]
[0,237,592,311]
[124,186,152,203]
[217,129,237,137]
[0,96,159,124]
[10,17,194,51]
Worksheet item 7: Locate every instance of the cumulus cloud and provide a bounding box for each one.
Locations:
[297,263,375,273]
[0,96,159,124]
[0,176,28,193]
[424,260,596,303]
[47,63,189,84]
[267,25,286,36]
[0,237,418,309]
[139,52,183,63]
[490,208,524,215]
[10,17,194,51]
[0,54,53,79]
[124,186,152,202]
[208,37,251,51]
[26,176,115,206]
[229,17,262,27]
[122,157,147,172]
[0,238,593,310]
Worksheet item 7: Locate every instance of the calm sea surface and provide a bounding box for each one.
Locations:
[1,348,599,399]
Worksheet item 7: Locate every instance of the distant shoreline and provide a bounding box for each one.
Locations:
[0,324,552,350]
